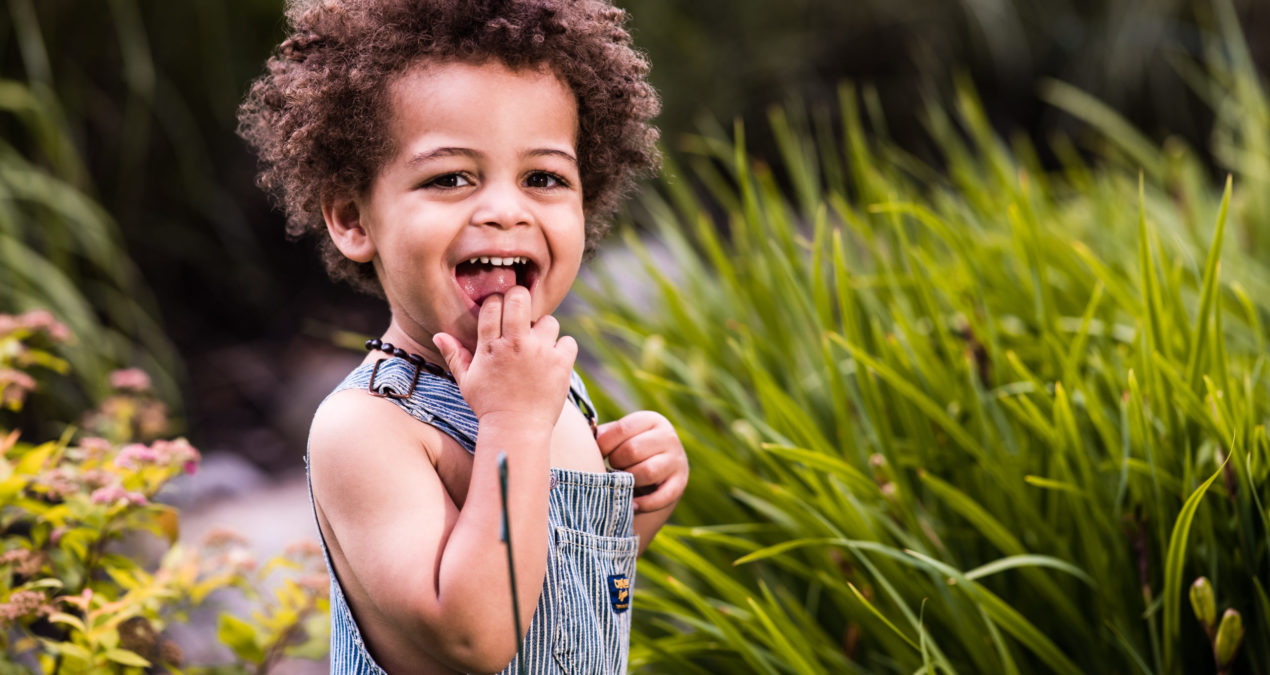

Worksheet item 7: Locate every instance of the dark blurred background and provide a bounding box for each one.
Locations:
[1,0,1267,474]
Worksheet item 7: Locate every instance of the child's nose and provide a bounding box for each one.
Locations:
[470,181,532,230]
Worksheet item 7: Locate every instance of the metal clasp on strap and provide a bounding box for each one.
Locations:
[367,357,422,399]
[570,388,599,439]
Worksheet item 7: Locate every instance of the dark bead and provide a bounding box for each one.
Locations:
[364,338,454,382]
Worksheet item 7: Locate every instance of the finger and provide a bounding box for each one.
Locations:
[554,335,578,367]
[532,314,561,344]
[596,411,665,456]
[595,421,628,457]
[478,294,503,344]
[633,472,687,513]
[501,286,531,339]
[602,429,667,469]
[623,452,673,489]
[432,333,473,384]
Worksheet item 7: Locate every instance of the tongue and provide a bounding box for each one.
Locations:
[456,264,517,304]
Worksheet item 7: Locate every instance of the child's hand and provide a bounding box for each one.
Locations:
[597,411,689,513]
[433,287,577,428]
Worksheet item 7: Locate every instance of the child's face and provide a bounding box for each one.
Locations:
[349,60,584,352]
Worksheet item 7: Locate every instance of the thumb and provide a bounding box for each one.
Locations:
[595,420,622,455]
[432,333,471,383]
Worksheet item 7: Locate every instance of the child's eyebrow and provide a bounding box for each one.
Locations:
[525,148,578,165]
[404,147,577,167]
[405,147,480,167]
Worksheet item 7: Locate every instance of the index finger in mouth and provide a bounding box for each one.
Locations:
[499,285,532,339]
[478,293,504,343]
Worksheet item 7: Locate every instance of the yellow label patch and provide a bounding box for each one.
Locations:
[607,574,631,613]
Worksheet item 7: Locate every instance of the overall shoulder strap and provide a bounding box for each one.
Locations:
[325,358,478,452]
[567,370,599,436]
[325,358,600,453]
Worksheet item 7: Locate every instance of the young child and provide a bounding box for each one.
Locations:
[237,1,687,673]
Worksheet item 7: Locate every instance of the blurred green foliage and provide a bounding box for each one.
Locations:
[0,0,289,330]
[0,313,328,673]
[0,0,192,423]
[622,0,1268,161]
[576,4,1269,673]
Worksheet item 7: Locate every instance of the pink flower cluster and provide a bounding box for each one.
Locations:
[30,452,117,503]
[114,443,160,468]
[89,484,149,506]
[83,393,170,441]
[203,527,249,549]
[0,549,47,578]
[201,528,258,573]
[114,438,201,475]
[0,590,52,623]
[0,310,71,342]
[0,368,36,408]
[108,368,152,393]
[36,468,78,500]
[77,436,113,459]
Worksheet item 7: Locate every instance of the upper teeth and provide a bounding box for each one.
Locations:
[468,256,527,266]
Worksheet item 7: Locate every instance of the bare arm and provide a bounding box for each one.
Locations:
[312,399,550,672]
[310,288,574,673]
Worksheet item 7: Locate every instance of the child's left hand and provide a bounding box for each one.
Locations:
[597,411,689,513]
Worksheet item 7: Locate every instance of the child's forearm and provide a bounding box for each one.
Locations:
[430,416,552,669]
[420,292,578,670]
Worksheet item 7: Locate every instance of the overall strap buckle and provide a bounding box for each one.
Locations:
[364,338,454,399]
[367,357,422,399]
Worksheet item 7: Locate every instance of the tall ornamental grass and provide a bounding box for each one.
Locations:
[576,11,1269,674]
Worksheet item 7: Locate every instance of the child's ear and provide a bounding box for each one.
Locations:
[321,192,376,263]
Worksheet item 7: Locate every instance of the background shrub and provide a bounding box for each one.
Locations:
[0,316,327,674]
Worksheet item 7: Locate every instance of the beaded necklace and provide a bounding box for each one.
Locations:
[364,337,453,400]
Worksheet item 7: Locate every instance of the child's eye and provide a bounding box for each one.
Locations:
[425,173,474,189]
[525,171,567,189]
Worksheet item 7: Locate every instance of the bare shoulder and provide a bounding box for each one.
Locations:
[311,388,434,457]
[308,388,444,499]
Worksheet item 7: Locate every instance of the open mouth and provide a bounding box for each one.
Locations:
[454,255,539,306]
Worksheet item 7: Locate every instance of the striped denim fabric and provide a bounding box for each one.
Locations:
[306,358,637,674]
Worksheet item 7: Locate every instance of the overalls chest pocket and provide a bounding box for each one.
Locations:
[550,525,639,674]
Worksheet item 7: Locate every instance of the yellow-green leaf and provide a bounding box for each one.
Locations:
[217,613,265,663]
[103,648,151,668]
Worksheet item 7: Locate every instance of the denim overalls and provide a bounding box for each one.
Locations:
[305,357,638,674]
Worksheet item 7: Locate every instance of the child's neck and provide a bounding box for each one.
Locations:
[379,321,445,368]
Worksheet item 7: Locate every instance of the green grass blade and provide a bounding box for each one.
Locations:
[1183,175,1232,391]
[903,551,1086,675]
[962,555,1094,585]
[1161,457,1230,671]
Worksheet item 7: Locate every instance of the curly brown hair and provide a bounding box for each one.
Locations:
[237,0,660,295]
